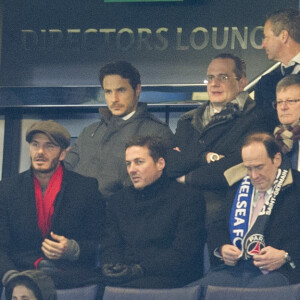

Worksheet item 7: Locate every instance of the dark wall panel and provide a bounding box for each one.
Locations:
[0,0,298,87]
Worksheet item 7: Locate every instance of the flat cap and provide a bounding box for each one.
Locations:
[26,120,71,149]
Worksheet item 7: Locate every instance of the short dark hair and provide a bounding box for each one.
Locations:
[125,136,167,162]
[98,61,141,90]
[213,53,246,79]
[276,74,300,93]
[267,8,300,44]
[242,132,281,160]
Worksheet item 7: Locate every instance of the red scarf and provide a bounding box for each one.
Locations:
[34,165,63,237]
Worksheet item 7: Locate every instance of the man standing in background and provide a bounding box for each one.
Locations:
[255,8,300,129]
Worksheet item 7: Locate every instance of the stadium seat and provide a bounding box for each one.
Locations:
[56,284,99,300]
[102,284,201,300]
[203,243,211,276]
[204,284,300,300]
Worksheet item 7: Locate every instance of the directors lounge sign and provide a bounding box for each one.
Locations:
[0,0,298,86]
[21,26,263,52]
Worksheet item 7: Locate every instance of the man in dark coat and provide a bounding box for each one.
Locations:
[0,120,105,290]
[199,133,300,297]
[167,53,269,264]
[101,136,206,288]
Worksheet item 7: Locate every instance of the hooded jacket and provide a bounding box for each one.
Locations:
[5,270,57,300]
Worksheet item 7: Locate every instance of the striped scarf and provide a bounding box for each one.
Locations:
[274,120,300,154]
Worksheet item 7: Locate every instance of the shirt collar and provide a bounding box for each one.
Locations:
[122,110,136,120]
[209,91,249,116]
[281,52,300,68]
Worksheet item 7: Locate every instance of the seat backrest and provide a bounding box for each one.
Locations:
[103,284,201,300]
[0,288,5,300]
[205,284,300,300]
[56,284,99,300]
[203,243,210,275]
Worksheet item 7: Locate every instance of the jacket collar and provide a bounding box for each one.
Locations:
[181,92,255,123]
[224,162,293,188]
[131,173,168,199]
[98,102,148,123]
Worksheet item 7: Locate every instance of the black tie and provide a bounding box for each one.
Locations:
[283,63,298,75]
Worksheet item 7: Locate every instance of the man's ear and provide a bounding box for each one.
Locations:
[59,148,68,161]
[239,77,249,91]
[135,84,142,98]
[273,152,282,167]
[280,30,289,43]
[157,157,166,171]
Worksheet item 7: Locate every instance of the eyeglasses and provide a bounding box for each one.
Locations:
[272,99,300,109]
[206,74,239,83]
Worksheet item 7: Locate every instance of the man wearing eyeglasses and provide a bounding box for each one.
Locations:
[255,8,300,130]
[167,53,269,264]
[274,74,300,171]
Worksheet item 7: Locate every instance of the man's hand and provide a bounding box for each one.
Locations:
[176,175,186,183]
[102,263,144,283]
[221,244,241,266]
[252,246,286,272]
[41,232,68,260]
[102,263,129,278]
[173,146,185,184]
[206,152,225,163]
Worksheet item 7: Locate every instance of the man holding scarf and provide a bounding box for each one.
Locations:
[199,132,300,293]
[0,120,105,290]
[274,74,300,171]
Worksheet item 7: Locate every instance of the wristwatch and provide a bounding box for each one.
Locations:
[210,153,220,162]
[284,252,296,269]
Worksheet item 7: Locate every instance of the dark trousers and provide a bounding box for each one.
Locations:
[199,260,289,299]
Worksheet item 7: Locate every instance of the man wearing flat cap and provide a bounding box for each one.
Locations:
[0,120,105,291]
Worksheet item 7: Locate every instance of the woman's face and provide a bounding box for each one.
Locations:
[12,285,38,300]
